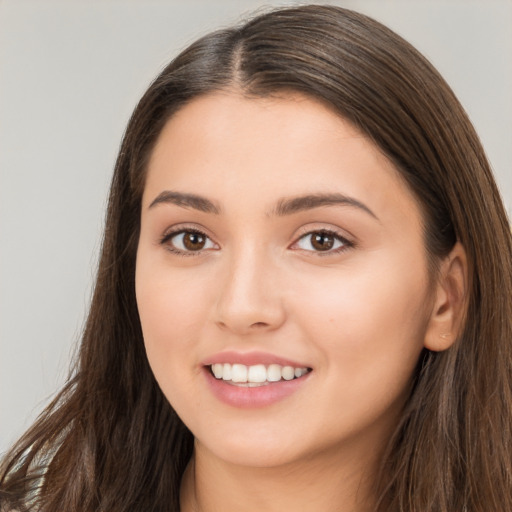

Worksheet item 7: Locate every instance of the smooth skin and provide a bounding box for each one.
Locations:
[135,91,467,512]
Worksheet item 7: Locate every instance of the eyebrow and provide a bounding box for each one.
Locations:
[271,193,378,220]
[148,190,377,220]
[148,191,221,214]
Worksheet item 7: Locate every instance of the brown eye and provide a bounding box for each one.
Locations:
[311,233,335,251]
[294,230,349,253]
[183,232,206,251]
[165,230,216,253]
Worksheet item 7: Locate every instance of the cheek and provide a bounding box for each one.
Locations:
[137,277,197,346]
[135,254,213,392]
[292,252,430,390]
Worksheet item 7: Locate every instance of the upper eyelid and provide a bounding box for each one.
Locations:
[160,223,214,240]
[292,224,354,243]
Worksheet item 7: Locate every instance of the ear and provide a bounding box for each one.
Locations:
[424,242,468,352]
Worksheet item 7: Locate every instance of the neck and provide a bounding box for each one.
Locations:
[180,440,381,512]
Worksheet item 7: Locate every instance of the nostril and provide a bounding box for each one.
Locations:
[250,322,269,328]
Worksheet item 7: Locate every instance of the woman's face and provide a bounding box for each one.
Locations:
[136,91,434,468]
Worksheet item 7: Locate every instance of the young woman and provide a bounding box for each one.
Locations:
[1,5,511,511]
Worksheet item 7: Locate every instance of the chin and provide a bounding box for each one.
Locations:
[194,423,311,468]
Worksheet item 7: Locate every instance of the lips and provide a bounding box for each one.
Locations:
[202,351,312,408]
[203,350,310,368]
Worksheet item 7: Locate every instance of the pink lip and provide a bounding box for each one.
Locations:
[203,369,311,408]
[201,351,312,408]
[202,350,310,368]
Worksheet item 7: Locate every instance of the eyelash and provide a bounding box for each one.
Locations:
[159,227,354,257]
[160,227,213,257]
[292,229,354,256]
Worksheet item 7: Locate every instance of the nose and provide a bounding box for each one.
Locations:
[214,247,286,335]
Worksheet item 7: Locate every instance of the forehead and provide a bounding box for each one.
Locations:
[143,91,422,227]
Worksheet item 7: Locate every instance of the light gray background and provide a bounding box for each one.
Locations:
[1,0,511,455]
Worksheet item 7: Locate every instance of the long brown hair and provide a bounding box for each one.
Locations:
[2,5,511,511]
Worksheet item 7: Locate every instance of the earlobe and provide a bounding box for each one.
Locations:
[424,242,468,352]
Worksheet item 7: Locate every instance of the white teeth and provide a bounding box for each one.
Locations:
[248,364,267,383]
[231,364,248,383]
[222,363,232,381]
[267,364,282,382]
[212,363,223,379]
[210,363,310,384]
[281,366,295,381]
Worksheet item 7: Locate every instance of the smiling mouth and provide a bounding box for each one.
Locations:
[209,363,312,387]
